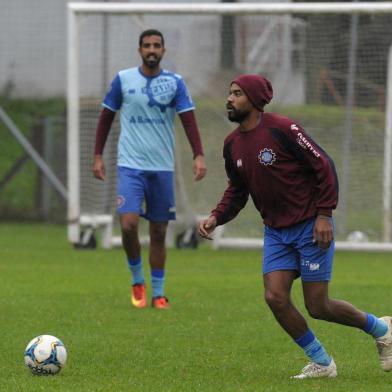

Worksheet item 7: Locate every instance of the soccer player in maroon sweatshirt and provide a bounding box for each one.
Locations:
[198,74,392,378]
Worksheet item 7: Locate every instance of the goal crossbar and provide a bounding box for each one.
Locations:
[69,2,392,15]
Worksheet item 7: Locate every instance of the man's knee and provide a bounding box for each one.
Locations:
[120,216,138,236]
[264,289,290,312]
[303,282,330,320]
[305,299,329,320]
[150,223,167,244]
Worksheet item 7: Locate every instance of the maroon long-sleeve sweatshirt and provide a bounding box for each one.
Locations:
[211,112,339,228]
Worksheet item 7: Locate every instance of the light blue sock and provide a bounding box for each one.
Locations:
[127,256,144,285]
[295,330,332,366]
[151,269,165,298]
[363,313,388,338]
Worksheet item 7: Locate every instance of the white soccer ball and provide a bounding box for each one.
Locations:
[347,230,369,243]
[24,335,67,375]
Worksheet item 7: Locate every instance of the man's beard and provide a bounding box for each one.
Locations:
[227,108,250,123]
[143,55,161,69]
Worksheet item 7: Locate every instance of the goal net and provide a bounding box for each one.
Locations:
[67,2,392,250]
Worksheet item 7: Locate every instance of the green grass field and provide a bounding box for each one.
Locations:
[1,223,391,391]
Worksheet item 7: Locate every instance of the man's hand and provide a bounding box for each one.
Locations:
[193,155,207,181]
[93,155,105,180]
[198,215,217,240]
[313,215,333,249]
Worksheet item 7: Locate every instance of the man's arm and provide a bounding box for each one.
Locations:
[286,123,339,216]
[211,180,249,226]
[178,110,207,181]
[198,138,249,239]
[210,140,249,226]
[199,167,249,239]
[286,123,338,248]
[93,108,116,180]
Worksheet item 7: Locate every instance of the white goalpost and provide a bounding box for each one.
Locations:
[67,2,392,251]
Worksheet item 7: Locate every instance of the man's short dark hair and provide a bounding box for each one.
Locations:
[139,29,165,47]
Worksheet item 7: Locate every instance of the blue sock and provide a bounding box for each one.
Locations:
[294,330,332,366]
[363,313,388,338]
[127,256,144,285]
[151,269,165,298]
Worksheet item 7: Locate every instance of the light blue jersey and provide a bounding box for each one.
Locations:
[103,67,195,171]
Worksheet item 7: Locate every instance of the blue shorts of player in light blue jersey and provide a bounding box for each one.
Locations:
[117,166,176,222]
[263,217,334,282]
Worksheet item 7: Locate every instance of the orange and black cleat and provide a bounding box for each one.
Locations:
[152,296,170,309]
[131,283,147,308]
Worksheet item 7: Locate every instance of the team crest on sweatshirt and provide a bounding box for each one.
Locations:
[258,148,276,166]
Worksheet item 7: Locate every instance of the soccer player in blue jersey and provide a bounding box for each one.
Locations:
[93,29,207,309]
[198,74,392,378]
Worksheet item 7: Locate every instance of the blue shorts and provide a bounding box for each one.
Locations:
[117,166,176,222]
[262,217,334,282]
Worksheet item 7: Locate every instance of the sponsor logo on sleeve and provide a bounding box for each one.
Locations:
[295,128,321,158]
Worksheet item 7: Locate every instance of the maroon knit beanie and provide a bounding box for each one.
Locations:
[231,74,273,111]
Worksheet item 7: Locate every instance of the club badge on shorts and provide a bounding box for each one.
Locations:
[258,148,276,166]
[117,195,125,208]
